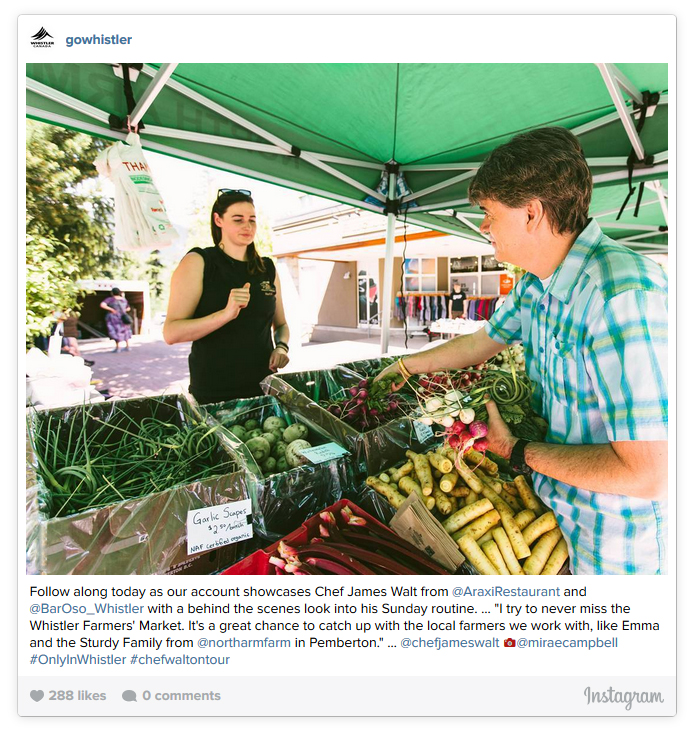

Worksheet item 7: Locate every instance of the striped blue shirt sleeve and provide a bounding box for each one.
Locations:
[484,282,523,345]
[584,288,668,442]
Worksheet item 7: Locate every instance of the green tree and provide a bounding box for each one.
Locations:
[26,235,83,344]
[26,121,114,272]
[25,121,129,345]
[146,249,165,304]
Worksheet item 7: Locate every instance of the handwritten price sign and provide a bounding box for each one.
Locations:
[186,499,252,555]
[298,442,349,464]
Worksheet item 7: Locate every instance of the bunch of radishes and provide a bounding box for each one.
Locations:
[325,373,404,432]
[444,417,489,455]
[416,384,489,455]
[417,366,487,400]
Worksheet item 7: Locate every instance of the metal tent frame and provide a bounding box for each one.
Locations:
[26,62,669,352]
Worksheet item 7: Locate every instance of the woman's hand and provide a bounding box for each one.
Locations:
[224,282,251,321]
[269,347,289,372]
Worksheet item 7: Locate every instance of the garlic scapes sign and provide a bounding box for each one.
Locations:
[186,500,252,555]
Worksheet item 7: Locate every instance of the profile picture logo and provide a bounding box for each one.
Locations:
[30,27,54,48]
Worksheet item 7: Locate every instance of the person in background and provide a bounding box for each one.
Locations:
[100,288,133,353]
[163,189,290,404]
[376,127,667,575]
[56,311,96,366]
[448,280,466,319]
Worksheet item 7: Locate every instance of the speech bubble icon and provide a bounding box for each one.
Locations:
[122,690,137,702]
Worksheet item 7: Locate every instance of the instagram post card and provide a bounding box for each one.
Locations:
[18,11,676,721]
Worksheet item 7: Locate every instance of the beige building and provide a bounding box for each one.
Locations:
[272,200,512,344]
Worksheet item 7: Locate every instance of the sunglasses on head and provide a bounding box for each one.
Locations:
[217,188,252,198]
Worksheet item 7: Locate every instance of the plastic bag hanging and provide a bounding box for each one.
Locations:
[94,132,178,251]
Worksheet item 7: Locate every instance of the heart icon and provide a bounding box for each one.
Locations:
[30,690,44,702]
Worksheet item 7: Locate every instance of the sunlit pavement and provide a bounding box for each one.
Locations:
[77,329,433,400]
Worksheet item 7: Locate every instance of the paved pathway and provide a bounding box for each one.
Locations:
[78,328,428,399]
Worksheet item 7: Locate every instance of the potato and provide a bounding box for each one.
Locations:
[263,416,288,432]
[271,428,284,443]
[276,456,289,472]
[284,423,309,443]
[229,425,247,441]
[244,419,261,432]
[246,428,263,441]
[261,431,278,447]
[246,436,271,463]
[273,441,287,459]
[262,456,277,475]
[285,438,312,468]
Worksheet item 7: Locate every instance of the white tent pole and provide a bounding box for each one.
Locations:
[380,170,397,354]
[595,63,646,160]
[650,180,669,226]
[26,78,111,123]
[140,64,385,202]
[401,156,636,172]
[130,63,178,127]
[401,170,477,203]
[407,197,470,213]
[139,125,385,170]
[599,222,663,232]
[620,230,668,243]
[26,106,126,139]
[399,215,489,243]
[400,162,482,172]
[570,94,667,137]
[26,106,389,215]
[592,163,668,185]
[595,63,643,105]
[593,199,659,218]
[28,75,383,171]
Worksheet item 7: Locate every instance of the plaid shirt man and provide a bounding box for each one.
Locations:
[485,219,668,574]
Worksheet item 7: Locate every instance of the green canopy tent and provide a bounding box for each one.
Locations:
[26,62,668,351]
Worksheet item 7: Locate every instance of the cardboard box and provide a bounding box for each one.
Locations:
[26,394,251,575]
[262,367,434,478]
[202,395,354,543]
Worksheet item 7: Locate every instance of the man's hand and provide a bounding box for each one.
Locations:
[484,399,517,459]
[374,360,407,392]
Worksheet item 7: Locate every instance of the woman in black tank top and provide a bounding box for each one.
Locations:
[163,191,290,404]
